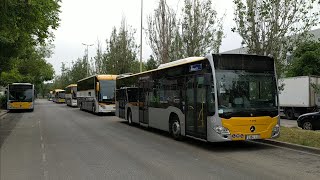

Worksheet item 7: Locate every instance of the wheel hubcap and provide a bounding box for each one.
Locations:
[172,121,180,135]
[303,122,312,130]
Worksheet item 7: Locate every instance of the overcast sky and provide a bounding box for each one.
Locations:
[47,0,243,75]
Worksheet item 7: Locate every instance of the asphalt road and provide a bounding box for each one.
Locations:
[1,99,320,180]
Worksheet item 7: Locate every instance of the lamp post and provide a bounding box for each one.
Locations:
[82,43,94,76]
[140,0,143,72]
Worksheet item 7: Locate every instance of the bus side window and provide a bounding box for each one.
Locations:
[205,74,215,116]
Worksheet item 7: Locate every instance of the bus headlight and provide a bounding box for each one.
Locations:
[272,124,280,138]
[214,126,230,136]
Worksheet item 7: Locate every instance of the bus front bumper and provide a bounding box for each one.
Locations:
[98,103,115,113]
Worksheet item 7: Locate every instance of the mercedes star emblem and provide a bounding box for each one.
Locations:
[250,126,255,132]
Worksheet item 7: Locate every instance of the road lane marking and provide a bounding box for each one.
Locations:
[42,153,46,162]
[41,143,45,149]
[40,136,43,141]
[44,170,49,180]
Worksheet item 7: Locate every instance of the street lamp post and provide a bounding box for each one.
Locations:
[140,0,143,72]
[82,43,94,76]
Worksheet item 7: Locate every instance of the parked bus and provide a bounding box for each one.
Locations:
[77,74,117,114]
[47,91,53,101]
[7,83,35,111]
[53,89,65,103]
[65,84,77,107]
[116,54,280,142]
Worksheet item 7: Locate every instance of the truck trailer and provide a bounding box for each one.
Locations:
[279,76,320,119]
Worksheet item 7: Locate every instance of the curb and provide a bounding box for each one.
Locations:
[0,110,8,118]
[259,139,320,155]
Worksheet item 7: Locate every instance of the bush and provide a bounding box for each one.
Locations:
[0,94,7,109]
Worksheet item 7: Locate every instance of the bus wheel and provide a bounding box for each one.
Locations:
[128,110,133,125]
[92,105,96,114]
[171,119,182,140]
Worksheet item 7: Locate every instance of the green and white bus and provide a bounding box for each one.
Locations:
[116,54,280,142]
[77,75,117,114]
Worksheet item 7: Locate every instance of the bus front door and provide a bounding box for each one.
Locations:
[185,75,207,139]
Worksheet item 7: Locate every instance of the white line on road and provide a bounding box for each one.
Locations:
[44,170,49,180]
[40,136,43,141]
[42,153,46,162]
[41,143,45,149]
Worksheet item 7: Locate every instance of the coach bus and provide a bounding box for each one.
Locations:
[53,89,65,103]
[77,74,117,114]
[116,54,280,142]
[7,83,35,111]
[65,84,77,107]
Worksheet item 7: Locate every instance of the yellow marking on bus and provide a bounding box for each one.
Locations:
[221,116,278,140]
[65,84,77,88]
[9,102,33,109]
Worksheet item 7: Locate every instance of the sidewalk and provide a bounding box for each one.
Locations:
[0,109,8,117]
[280,118,298,128]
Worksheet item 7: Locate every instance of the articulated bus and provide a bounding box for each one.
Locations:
[116,54,280,142]
[53,89,65,103]
[7,83,35,111]
[77,75,117,114]
[65,84,77,107]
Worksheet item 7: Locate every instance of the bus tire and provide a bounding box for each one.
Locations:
[80,103,83,111]
[127,109,133,125]
[170,118,182,140]
[92,105,96,114]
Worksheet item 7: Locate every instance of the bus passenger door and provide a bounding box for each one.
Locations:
[139,81,149,125]
[185,75,207,139]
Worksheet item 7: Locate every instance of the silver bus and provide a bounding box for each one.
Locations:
[116,54,280,142]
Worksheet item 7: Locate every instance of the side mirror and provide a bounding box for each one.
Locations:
[96,82,100,92]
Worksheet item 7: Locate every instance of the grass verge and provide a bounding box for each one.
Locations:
[276,126,320,149]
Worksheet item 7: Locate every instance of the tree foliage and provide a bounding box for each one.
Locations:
[146,0,178,64]
[286,40,320,77]
[102,18,140,74]
[0,0,61,95]
[232,0,320,76]
[182,0,223,56]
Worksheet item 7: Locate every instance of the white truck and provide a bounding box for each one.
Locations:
[279,76,320,119]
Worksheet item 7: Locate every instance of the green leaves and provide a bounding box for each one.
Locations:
[286,40,320,77]
[233,0,320,77]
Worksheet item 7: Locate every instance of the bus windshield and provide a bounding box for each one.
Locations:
[99,80,116,102]
[216,70,277,118]
[71,87,77,99]
[58,92,65,98]
[9,85,33,102]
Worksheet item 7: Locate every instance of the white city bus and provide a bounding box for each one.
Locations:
[65,84,77,107]
[116,54,280,142]
[77,74,117,114]
[7,83,35,111]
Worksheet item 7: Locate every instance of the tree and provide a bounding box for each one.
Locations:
[146,55,158,70]
[286,40,320,77]
[103,18,139,74]
[232,0,320,76]
[0,0,61,72]
[146,0,178,64]
[94,40,104,74]
[181,0,224,56]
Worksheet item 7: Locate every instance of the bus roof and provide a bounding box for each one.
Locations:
[65,84,77,88]
[54,89,65,92]
[10,83,33,85]
[117,56,206,79]
[77,74,118,82]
